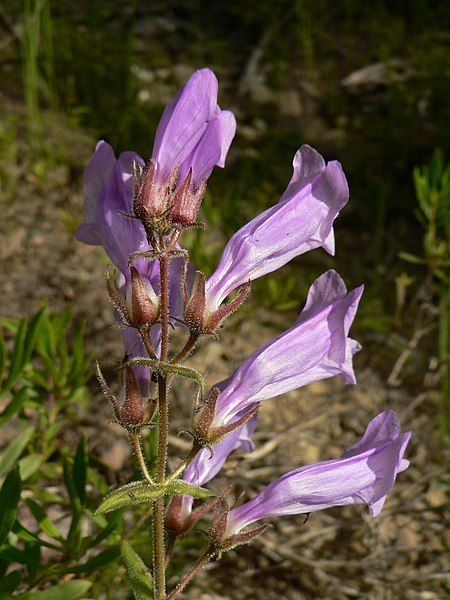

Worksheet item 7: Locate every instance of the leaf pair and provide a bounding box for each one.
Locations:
[96,479,216,514]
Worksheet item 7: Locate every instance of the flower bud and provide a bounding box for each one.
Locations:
[170,170,207,226]
[129,266,160,326]
[120,365,144,426]
[133,159,163,219]
[183,271,206,334]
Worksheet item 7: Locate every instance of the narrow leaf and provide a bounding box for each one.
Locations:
[95,480,167,515]
[0,330,7,386]
[0,467,21,545]
[160,363,206,394]
[22,305,46,366]
[121,541,153,600]
[73,436,87,505]
[0,388,30,426]
[1,318,26,392]
[166,479,216,500]
[0,427,33,477]
[0,570,22,599]
[19,453,43,480]
[12,521,62,551]
[67,545,120,573]
[16,580,92,600]
[25,499,63,542]
[0,544,40,567]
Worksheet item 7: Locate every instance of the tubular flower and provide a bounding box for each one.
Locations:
[76,142,150,276]
[221,411,411,542]
[77,70,236,255]
[135,68,236,228]
[198,270,363,435]
[165,419,256,534]
[204,145,349,317]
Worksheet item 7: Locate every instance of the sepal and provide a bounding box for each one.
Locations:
[130,266,160,326]
[165,494,222,535]
[95,360,120,419]
[219,524,271,551]
[184,270,206,334]
[105,266,131,325]
[204,282,251,332]
[121,366,144,426]
[193,391,259,446]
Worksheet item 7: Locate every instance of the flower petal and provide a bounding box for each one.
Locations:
[152,69,219,181]
[205,146,349,311]
[212,270,363,425]
[225,412,411,537]
[179,110,237,186]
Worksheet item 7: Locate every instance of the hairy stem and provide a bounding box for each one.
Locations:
[171,331,199,364]
[166,549,214,599]
[138,326,157,360]
[129,431,153,484]
[153,252,171,600]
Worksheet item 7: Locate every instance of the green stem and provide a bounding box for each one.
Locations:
[153,252,171,599]
[129,431,153,484]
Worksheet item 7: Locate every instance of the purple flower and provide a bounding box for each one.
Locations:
[152,68,236,189]
[223,411,411,540]
[76,141,150,277]
[78,69,235,264]
[208,270,363,429]
[205,145,349,314]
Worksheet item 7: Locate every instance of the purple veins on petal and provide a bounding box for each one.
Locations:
[210,269,363,427]
[224,411,411,539]
[204,145,349,313]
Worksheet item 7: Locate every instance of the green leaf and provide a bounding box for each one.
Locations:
[398,251,425,265]
[66,545,120,573]
[0,387,31,426]
[121,541,153,600]
[16,580,92,600]
[63,459,82,513]
[12,521,62,551]
[0,427,33,477]
[19,453,43,480]
[127,358,206,394]
[166,479,217,500]
[73,436,87,505]
[160,363,206,394]
[22,305,46,366]
[0,570,22,599]
[25,499,63,542]
[0,544,40,567]
[95,480,167,515]
[63,460,82,554]
[90,509,122,547]
[95,478,216,515]
[0,467,21,545]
